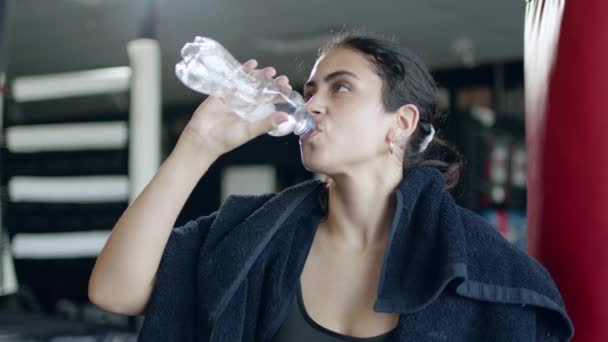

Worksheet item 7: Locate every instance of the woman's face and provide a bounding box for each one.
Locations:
[299,47,395,176]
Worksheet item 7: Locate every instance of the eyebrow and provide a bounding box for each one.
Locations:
[304,70,359,89]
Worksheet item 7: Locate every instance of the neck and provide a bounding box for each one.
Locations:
[322,167,403,252]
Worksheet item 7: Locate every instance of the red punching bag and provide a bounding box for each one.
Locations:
[525,0,608,340]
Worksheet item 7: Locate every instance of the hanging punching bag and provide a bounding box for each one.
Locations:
[525,0,608,340]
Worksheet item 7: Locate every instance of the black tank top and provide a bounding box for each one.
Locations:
[271,279,399,341]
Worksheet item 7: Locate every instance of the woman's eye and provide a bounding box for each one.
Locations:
[335,83,349,93]
[303,83,348,101]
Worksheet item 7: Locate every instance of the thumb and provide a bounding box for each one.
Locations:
[250,112,290,137]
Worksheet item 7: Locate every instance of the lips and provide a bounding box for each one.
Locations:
[299,129,319,142]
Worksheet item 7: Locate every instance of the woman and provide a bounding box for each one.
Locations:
[88,33,573,341]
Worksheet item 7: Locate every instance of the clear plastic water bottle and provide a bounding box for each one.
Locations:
[175,36,314,137]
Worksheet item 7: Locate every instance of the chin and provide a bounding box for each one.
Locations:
[300,148,335,174]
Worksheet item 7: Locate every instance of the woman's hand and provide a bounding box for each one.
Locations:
[181,59,292,158]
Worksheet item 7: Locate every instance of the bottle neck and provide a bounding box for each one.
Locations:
[293,113,314,136]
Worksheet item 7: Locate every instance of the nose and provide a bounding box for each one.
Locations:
[304,95,325,117]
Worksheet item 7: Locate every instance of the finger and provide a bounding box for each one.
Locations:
[275,75,290,86]
[249,112,289,137]
[261,67,277,79]
[242,59,258,71]
[278,84,292,96]
[275,75,292,95]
